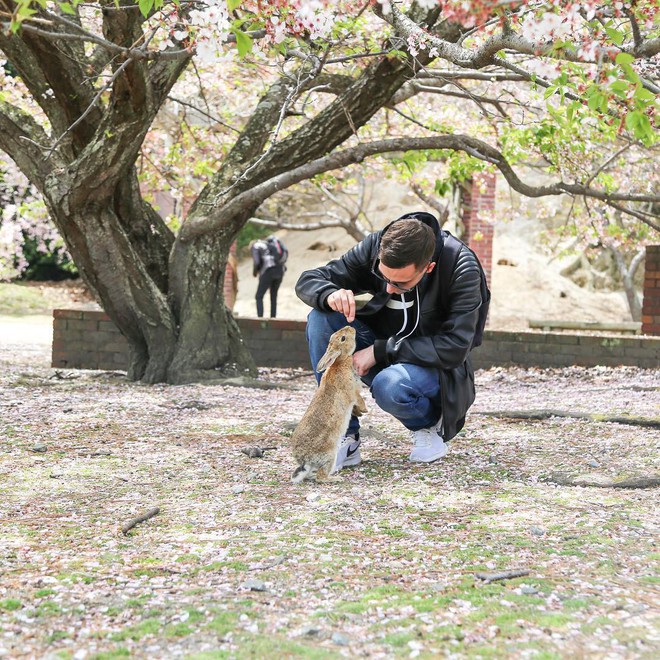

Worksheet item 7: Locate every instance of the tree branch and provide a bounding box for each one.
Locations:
[0,101,58,182]
[182,135,659,240]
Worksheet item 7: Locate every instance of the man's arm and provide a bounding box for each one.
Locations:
[295,233,379,314]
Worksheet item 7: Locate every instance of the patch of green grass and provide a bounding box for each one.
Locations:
[57,572,95,585]
[0,599,22,612]
[131,568,166,578]
[381,630,417,647]
[230,633,337,658]
[0,283,50,315]
[198,560,249,573]
[377,523,408,539]
[561,597,593,612]
[164,622,194,638]
[36,601,62,616]
[109,618,162,641]
[47,630,70,643]
[207,611,239,637]
[34,588,56,598]
[90,649,130,660]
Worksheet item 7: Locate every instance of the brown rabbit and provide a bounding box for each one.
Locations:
[291,326,368,483]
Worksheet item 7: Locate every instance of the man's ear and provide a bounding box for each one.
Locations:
[427,262,437,274]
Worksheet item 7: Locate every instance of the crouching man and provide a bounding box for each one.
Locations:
[295,212,489,471]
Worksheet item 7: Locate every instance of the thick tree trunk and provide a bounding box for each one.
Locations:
[168,231,257,384]
[46,170,178,383]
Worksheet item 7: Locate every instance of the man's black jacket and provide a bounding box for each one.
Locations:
[295,213,486,440]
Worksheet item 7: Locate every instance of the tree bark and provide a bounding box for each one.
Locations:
[46,171,178,382]
[168,229,257,384]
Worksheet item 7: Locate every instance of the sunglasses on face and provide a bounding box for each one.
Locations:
[370,261,430,293]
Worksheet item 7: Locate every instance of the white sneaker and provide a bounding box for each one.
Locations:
[333,434,362,472]
[409,427,448,463]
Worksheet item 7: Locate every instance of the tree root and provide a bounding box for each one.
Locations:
[475,409,659,429]
[547,472,660,489]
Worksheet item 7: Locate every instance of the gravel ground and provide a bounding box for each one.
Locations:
[0,328,658,659]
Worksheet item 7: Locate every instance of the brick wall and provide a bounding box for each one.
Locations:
[461,172,495,284]
[642,245,660,336]
[52,309,660,372]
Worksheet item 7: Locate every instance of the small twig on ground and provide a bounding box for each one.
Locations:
[475,569,530,583]
[218,377,300,390]
[548,472,660,489]
[475,409,659,429]
[241,446,278,458]
[121,507,161,535]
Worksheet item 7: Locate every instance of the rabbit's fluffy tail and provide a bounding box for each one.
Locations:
[291,463,314,483]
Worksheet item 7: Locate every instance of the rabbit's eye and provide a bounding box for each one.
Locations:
[341,336,346,342]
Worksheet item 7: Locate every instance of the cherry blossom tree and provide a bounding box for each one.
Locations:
[0,0,657,382]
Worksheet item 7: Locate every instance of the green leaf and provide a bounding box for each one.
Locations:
[232,29,253,57]
[625,111,654,144]
[59,2,76,14]
[634,87,657,104]
[615,52,635,66]
[227,0,242,10]
[587,92,603,111]
[609,80,628,94]
[138,0,154,18]
[605,27,625,46]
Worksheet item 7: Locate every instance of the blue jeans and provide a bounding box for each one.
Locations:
[305,309,442,436]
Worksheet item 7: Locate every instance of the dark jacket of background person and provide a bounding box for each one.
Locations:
[252,236,288,318]
[251,238,286,279]
[295,214,486,440]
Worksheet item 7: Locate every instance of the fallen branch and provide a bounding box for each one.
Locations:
[121,507,160,535]
[218,377,300,391]
[547,472,660,489]
[475,409,659,429]
[475,569,530,583]
[241,446,278,458]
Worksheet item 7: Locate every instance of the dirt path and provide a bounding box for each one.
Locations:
[1,328,658,658]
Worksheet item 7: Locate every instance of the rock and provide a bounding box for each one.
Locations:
[588,459,600,468]
[231,485,245,494]
[30,443,47,453]
[242,578,266,592]
[331,632,350,646]
[530,526,546,536]
[241,447,264,458]
[300,625,322,636]
[520,585,539,595]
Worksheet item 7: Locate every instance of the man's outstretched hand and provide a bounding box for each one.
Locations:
[327,289,356,323]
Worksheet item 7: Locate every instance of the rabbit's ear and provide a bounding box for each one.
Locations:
[316,348,341,372]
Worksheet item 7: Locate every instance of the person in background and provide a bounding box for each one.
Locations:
[251,235,288,318]
[295,212,489,472]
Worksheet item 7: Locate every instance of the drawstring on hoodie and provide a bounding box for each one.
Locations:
[394,287,421,350]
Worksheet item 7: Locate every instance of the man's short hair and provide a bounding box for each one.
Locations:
[379,219,436,269]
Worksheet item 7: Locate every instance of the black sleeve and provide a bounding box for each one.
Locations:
[295,233,380,310]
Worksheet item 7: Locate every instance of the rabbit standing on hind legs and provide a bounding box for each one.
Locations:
[291,326,367,483]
